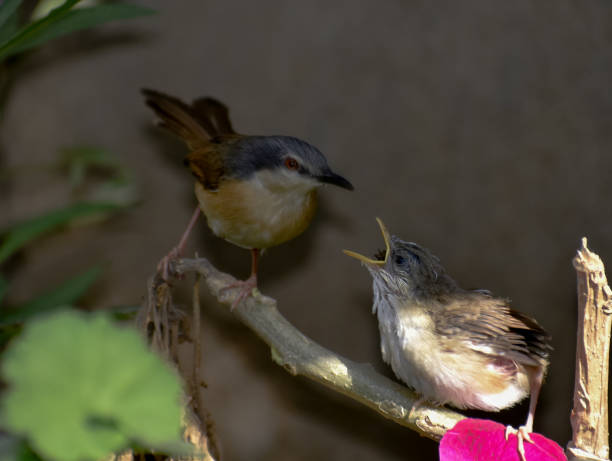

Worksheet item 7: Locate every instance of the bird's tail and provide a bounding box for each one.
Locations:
[142,89,235,148]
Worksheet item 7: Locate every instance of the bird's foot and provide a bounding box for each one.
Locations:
[407,396,428,422]
[157,247,182,281]
[156,207,201,281]
[504,425,534,461]
[220,274,258,310]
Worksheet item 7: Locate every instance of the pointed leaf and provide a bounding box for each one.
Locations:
[0,0,21,30]
[0,274,8,305]
[0,2,155,61]
[0,265,103,325]
[0,0,21,44]
[0,202,122,265]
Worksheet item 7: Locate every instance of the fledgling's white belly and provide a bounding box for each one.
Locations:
[375,296,528,412]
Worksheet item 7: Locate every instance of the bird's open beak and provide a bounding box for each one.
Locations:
[318,172,354,190]
[343,217,390,266]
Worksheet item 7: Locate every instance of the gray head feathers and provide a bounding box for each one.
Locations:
[227,136,353,190]
[376,237,459,300]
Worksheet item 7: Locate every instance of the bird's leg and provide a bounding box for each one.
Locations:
[504,366,544,461]
[158,207,201,280]
[221,248,260,310]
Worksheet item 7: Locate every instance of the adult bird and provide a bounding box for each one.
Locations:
[143,89,353,305]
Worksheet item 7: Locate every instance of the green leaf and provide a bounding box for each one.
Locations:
[0,0,77,56]
[0,0,21,29]
[107,304,141,321]
[31,0,78,21]
[0,274,8,305]
[0,324,22,349]
[0,265,103,325]
[0,201,123,265]
[1,310,184,461]
[58,146,140,206]
[60,145,127,188]
[0,433,19,461]
[0,435,43,461]
[0,2,155,61]
[0,0,22,44]
[0,0,21,30]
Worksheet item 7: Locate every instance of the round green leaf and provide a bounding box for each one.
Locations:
[1,310,183,461]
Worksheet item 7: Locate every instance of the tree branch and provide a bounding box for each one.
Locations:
[567,237,612,461]
[174,257,465,442]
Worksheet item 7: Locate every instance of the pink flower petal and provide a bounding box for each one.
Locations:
[439,418,566,461]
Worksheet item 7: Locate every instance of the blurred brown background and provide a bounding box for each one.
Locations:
[2,1,612,460]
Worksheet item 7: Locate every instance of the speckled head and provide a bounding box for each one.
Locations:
[343,218,458,299]
[226,136,353,190]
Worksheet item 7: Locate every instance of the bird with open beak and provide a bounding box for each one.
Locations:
[344,218,552,461]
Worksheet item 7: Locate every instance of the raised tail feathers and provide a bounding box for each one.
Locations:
[142,89,235,149]
[192,97,235,136]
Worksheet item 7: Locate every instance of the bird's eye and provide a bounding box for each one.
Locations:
[284,157,300,170]
[394,255,405,265]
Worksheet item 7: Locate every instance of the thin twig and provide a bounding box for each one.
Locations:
[134,274,218,461]
[567,237,612,461]
[192,272,202,414]
[174,256,465,441]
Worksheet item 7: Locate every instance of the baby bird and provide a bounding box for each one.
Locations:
[142,90,352,304]
[344,218,551,460]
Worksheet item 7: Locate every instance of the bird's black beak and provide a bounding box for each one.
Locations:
[318,171,354,190]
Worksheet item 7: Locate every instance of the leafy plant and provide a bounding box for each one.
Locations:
[0,265,103,326]
[1,310,186,461]
[0,0,155,62]
[0,201,123,265]
[0,0,152,330]
[60,145,131,190]
[0,3,187,461]
[0,201,124,337]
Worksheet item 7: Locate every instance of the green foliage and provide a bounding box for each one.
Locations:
[60,145,130,189]
[0,3,179,460]
[0,275,7,305]
[0,0,155,62]
[0,0,21,29]
[0,0,21,45]
[1,310,185,461]
[0,265,103,326]
[0,435,43,461]
[59,145,140,206]
[0,201,123,265]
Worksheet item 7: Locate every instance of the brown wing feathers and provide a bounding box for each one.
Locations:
[507,308,552,362]
[436,294,551,367]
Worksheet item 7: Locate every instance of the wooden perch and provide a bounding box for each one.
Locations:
[174,257,465,441]
[567,238,612,461]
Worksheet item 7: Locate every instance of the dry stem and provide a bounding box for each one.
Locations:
[567,238,612,461]
[174,257,465,441]
[131,274,219,461]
